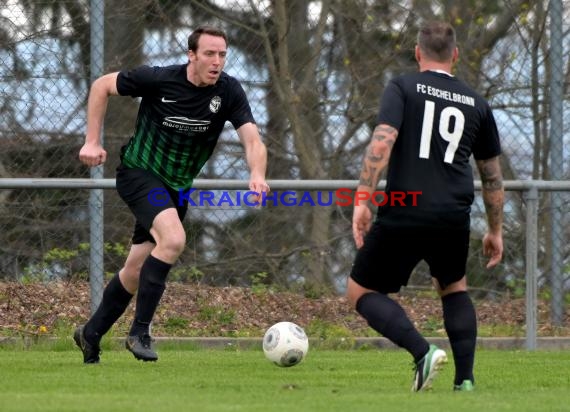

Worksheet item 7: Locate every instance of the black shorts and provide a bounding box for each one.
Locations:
[116,164,188,244]
[350,221,470,293]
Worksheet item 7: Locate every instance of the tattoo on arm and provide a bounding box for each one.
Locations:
[478,157,503,191]
[477,156,504,232]
[358,124,398,188]
[372,125,396,141]
[358,161,378,186]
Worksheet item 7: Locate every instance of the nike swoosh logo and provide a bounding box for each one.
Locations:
[161,97,177,103]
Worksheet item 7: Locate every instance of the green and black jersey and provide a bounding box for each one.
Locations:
[117,64,255,190]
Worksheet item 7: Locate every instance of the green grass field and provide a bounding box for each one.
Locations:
[0,343,568,412]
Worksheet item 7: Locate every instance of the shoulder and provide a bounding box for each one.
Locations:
[451,77,487,100]
[215,72,249,102]
[117,64,187,96]
[217,71,244,90]
[384,72,423,94]
[119,64,185,79]
[391,72,423,84]
[146,64,186,80]
[380,72,418,100]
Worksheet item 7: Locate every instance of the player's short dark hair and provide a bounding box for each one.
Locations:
[188,26,228,52]
[417,21,456,62]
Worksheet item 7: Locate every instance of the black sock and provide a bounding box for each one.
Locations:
[84,273,133,345]
[356,292,429,362]
[442,291,477,385]
[129,255,171,337]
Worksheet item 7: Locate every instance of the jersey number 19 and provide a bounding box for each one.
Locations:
[419,100,465,164]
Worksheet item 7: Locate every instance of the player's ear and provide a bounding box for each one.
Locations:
[451,47,459,63]
[187,49,195,63]
[415,45,421,63]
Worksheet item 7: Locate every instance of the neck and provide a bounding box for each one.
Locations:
[186,63,198,86]
[419,61,453,74]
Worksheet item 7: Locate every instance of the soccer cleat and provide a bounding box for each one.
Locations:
[454,380,475,391]
[125,334,158,362]
[73,325,101,364]
[411,344,448,392]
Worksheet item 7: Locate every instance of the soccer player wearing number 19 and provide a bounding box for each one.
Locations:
[347,21,504,392]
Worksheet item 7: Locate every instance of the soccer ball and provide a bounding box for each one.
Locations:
[262,321,309,367]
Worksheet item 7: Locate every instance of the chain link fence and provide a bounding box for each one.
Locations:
[0,1,568,327]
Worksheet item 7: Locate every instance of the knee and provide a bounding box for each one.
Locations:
[436,276,468,297]
[119,269,140,294]
[122,261,143,280]
[156,229,186,259]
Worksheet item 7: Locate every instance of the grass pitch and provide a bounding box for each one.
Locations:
[0,344,568,412]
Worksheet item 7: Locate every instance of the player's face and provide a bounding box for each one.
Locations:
[188,34,227,87]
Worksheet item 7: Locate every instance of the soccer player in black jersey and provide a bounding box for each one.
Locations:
[75,26,268,363]
[347,21,504,392]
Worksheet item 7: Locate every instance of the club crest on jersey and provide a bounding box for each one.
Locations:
[209,96,221,113]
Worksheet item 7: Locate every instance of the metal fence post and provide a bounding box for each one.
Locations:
[524,186,539,350]
[89,0,105,314]
[549,0,565,327]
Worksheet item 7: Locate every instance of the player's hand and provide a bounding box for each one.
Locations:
[352,204,372,249]
[79,142,107,167]
[248,178,270,207]
[483,231,503,269]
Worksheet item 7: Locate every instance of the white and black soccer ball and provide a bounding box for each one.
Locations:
[262,321,309,367]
